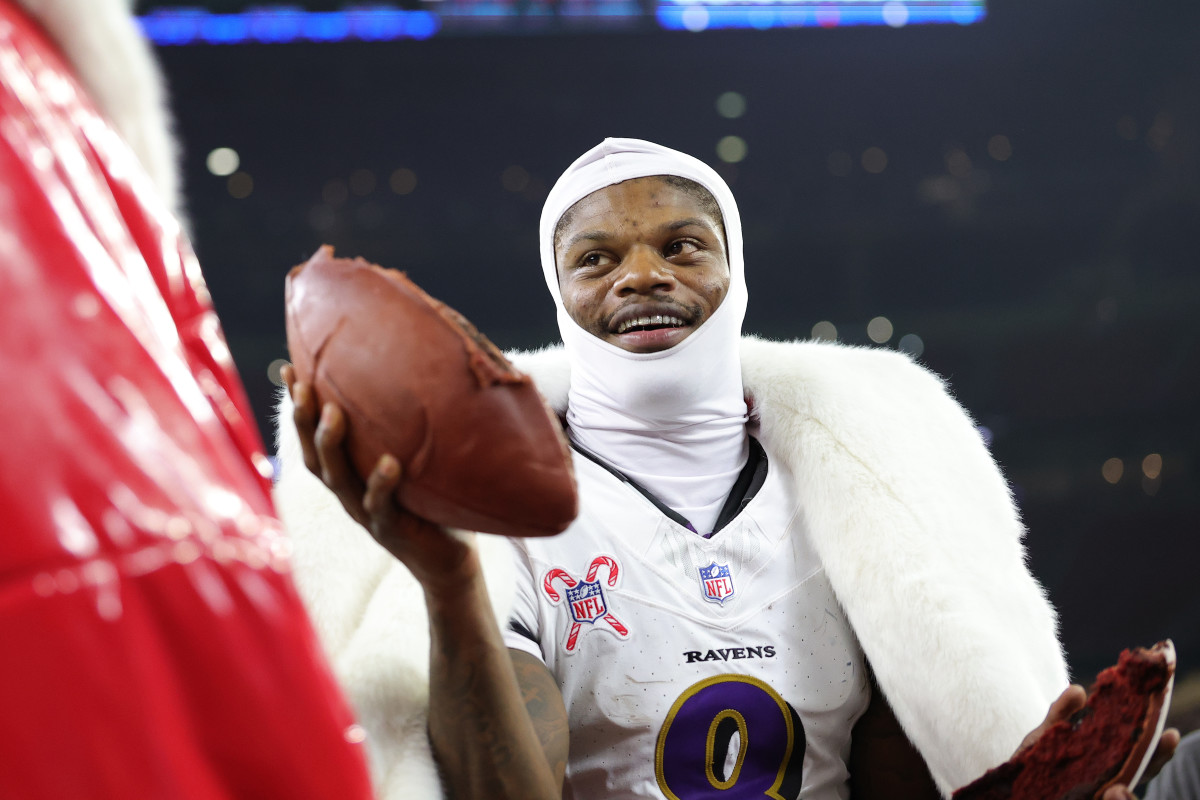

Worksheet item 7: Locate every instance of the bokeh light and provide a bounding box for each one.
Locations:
[811,321,838,341]
[681,6,709,32]
[867,316,894,344]
[206,146,239,176]
[1146,111,1173,151]
[501,165,530,192]
[882,2,909,27]
[716,91,746,119]
[227,171,253,198]
[987,135,1012,162]
[946,148,972,177]
[390,167,417,195]
[861,147,888,174]
[717,135,748,163]
[266,358,289,387]
[898,333,924,357]
[1142,453,1162,480]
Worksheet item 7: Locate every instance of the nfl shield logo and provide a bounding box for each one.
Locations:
[543,556,629,653]
[699,562,735,605]
[566,580,607,624]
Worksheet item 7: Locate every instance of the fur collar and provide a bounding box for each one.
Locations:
[11,0,182,216]
[275,337,1068,797]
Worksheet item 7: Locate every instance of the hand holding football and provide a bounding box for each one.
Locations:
[285,246,577,537]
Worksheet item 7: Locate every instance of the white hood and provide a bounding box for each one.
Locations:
[538,138,750,533]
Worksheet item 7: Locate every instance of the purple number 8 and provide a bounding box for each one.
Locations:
[655,675,805,799]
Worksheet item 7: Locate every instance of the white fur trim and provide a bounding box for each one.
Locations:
[508,345,571,413]
[739,337,1067,794]
[14,0,183,217]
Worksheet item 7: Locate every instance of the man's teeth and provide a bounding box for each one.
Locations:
[616,315,686,334]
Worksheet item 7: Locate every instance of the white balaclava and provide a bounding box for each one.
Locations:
[539,138,749,535]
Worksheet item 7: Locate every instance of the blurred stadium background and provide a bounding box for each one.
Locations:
[141,0,1197,711]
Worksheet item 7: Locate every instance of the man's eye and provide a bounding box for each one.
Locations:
[581,252,610,267]
[665,240,698,257]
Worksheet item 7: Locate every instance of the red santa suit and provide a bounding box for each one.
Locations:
[0,1,373,796]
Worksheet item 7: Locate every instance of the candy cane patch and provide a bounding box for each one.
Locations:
[542,555,629,654]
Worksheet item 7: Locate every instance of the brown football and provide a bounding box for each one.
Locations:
[953,640,1176,800]
[285,246,577,537]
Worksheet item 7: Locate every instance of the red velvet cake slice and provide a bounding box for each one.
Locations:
[953,640,1175,800]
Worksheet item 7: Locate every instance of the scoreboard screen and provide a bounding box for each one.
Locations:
[138,1,986,46]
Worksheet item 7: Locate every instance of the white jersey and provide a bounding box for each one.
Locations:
[503,445,870,800]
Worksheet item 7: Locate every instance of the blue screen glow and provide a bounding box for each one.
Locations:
[657,1,986,31]
[138,7,441,46]
[137,1,985,46]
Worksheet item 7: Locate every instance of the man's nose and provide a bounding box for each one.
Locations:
[614,246,675,296]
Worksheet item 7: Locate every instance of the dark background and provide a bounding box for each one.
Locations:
[151,0,1198,687]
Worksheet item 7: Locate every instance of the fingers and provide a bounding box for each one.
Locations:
[362,456,453,568]
[363,455,401,524]
[307,402,369,525]
[286,370,365,518]
[286,369,322,476]
[1144,727,1181,781]
[1048,684,1087,721]
[280,369,464,583]
[1095,726,1179,800]
[1016,684,1087,755]
[314,403,364,491]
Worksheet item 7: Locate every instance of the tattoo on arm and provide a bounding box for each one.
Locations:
[511,649,570,785]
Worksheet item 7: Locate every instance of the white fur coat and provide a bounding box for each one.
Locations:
[273,336,1068,798]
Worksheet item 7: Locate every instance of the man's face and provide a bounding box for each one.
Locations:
[554,177,730,354]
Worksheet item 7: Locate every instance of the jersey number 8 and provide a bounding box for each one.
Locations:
[655,674,805,799]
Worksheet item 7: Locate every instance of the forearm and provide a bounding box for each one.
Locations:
[849,675,941,800]
[425,560,560,800]
[286,383,562,796]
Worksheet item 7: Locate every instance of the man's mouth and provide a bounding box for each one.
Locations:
[614,315,688,335]
[604,303,699,351]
